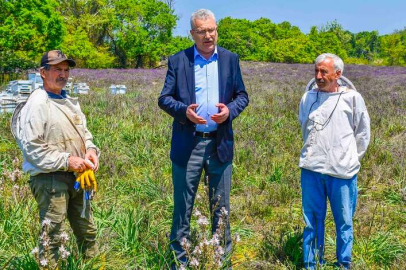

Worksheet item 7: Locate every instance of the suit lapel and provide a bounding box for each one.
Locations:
[184,46,195,103]
[218,46,226,104]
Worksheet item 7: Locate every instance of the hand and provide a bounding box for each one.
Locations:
[211,103,229,124]
[68,156,90,173]
[186,104,207,124]
[85,149,99,171]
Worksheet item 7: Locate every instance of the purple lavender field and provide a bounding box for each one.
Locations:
[0,62,405,269]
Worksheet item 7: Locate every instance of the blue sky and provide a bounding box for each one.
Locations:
[172,0,406,36]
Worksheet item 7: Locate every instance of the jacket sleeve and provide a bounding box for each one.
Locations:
[353,96,371,161]
[158,56,188,124]
[21,101,70,172]
[227,56,249,121]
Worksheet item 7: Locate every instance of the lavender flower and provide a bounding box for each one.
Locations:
[197,215,209,226]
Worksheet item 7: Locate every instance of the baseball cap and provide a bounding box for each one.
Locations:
[40,50,76,68]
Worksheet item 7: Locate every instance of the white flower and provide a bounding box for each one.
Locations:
[210,234,220,245]
[190,257,199,266]
[60,232,69,242]
[180,238,191,249]
[59,246,71,259]
[201,238,210,246]
[192,245,202,255]
[215,246,224,256]
[193,209,201,217]
[234,233,241,243]
[220,207,228,216]
[40,231,47,240]
[217,217,224,226]
[40,258,48,267]
[13,185,19,190]
[197,215,209,226]
[179,264,187,270]
[41,218,51,227]
[31,247,39,255]
[42,239,50,248]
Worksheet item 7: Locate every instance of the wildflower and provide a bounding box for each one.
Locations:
[59,246,71,259]
[179,264,187,270]
[190,257,199,266]
[13,169,22,180]
[42,218,51,227]
[40,231,47,240]
[192,245,202,255]
[31,247,39,255]
[181,238,191,250]
[60,232,69,242]
[197,215,209,226]
[42,239,50,248]
[220,207,228,216]
[210,234,220,245]
[217,217,224,226]
[193,209,201,217]
[40,258,48,267]
[234,233,241,242]
[215,245,224,256]
[13,185,19,190]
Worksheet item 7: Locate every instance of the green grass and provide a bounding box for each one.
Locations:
[0,62,405,269]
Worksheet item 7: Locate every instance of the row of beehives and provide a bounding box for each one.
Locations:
[1,73,127,113]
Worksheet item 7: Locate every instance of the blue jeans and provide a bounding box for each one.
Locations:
[301,169,357,269]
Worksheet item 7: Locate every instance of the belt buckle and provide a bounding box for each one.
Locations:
[202,132,209,138]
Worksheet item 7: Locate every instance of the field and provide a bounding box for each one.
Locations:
[0,62,405,269]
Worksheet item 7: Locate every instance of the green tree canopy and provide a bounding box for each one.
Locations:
[0,0,65,73]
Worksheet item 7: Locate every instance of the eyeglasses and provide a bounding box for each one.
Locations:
[193,28,217,36]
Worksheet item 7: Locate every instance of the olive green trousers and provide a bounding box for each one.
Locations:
[29,171,98,265]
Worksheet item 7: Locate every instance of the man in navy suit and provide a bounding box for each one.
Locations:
[158,8,249,267]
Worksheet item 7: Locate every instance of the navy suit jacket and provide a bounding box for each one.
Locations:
[158,46,249,167]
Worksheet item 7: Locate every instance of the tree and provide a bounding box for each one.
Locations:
[0,0,65,73]
[380,33,406,66]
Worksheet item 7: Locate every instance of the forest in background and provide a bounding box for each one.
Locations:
[1,0,406,76]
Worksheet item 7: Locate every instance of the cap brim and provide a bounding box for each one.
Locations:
[47,58,76,67]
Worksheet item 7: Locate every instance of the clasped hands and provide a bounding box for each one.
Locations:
[68,149,99,192]
[186,103,229,124]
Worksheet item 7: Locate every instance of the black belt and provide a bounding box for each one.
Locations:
[195,131,217,138]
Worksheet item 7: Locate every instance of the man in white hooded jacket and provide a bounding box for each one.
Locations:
[298,53,370,269]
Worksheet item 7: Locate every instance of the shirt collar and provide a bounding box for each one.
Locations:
[45,89,67,99]
[194,45,218,61]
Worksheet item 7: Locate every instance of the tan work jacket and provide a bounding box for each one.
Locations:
[17,89,99,176]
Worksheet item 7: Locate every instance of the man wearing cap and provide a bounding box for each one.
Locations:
[17,50,99,265]
[298,53,370,269]
[158,9,248,268]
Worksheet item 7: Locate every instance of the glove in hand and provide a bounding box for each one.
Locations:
[74,169,97,192]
